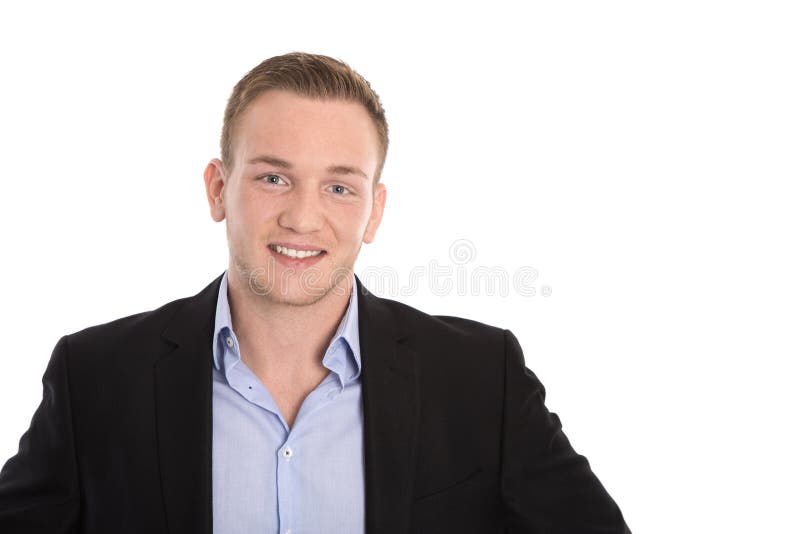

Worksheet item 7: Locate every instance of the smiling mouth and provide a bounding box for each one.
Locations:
[268,244,326,259]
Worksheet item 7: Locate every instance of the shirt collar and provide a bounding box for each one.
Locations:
[212,269,362,387]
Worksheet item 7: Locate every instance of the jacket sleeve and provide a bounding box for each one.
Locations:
[0,335,80,533]
[500,329,631,533]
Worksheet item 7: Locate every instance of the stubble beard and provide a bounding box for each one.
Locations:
[230,245,353,308]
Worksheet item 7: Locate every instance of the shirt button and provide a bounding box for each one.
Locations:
[225,336,234,348]
[281,446,293,460]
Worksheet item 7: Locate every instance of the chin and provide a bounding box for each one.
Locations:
[233,250,352,304]
[264,283,333,307]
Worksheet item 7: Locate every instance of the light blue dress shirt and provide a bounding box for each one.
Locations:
[211,269,365,534]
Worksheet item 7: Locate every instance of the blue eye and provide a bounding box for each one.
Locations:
[331,184,349,195]
[263,174,284,185]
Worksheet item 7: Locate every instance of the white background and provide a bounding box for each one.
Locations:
[1,1,798,532]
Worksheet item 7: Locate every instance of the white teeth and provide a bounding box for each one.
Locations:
[272,245,323,259]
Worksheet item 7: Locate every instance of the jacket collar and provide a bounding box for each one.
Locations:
[355,275,419,534]
[155,271,419,534]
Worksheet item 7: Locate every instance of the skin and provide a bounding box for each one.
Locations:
[203,89,387,427]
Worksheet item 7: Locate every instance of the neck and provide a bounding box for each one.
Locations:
[225,266,354,373]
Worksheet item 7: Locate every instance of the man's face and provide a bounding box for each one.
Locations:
[204,89,386,306]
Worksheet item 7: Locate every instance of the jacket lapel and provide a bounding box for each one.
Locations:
[356,276,420,534]
[152,272,418,534]
[155,273,222,534]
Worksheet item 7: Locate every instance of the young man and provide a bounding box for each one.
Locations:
[0,52,630,533]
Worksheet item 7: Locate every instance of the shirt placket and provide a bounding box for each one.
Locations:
[277,436,294,534]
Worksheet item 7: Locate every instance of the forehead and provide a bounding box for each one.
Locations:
[233,90,379,174]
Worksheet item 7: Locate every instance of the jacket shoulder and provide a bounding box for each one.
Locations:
[373,294,508,351]
[65,296,185,348]
[62,273,223,358]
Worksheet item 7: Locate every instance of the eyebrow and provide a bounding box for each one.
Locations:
[248,154,369,180]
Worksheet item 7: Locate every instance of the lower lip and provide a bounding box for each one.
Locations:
[267,246,327,268]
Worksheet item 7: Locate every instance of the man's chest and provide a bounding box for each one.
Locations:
[210,367,366,533]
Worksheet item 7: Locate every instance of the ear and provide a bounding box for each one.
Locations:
[362,182,387,244]
[204,158,227,222]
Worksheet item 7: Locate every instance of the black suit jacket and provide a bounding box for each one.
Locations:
[0,271,630,533]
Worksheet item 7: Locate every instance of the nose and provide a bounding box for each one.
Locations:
[277,186,324,234]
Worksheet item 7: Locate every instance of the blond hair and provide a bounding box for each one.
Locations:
[221,51,389,183]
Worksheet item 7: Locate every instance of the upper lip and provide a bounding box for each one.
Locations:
[269,242,326,252]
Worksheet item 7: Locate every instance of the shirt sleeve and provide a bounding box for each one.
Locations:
[0,335,80,533]
[500,329,631,533]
